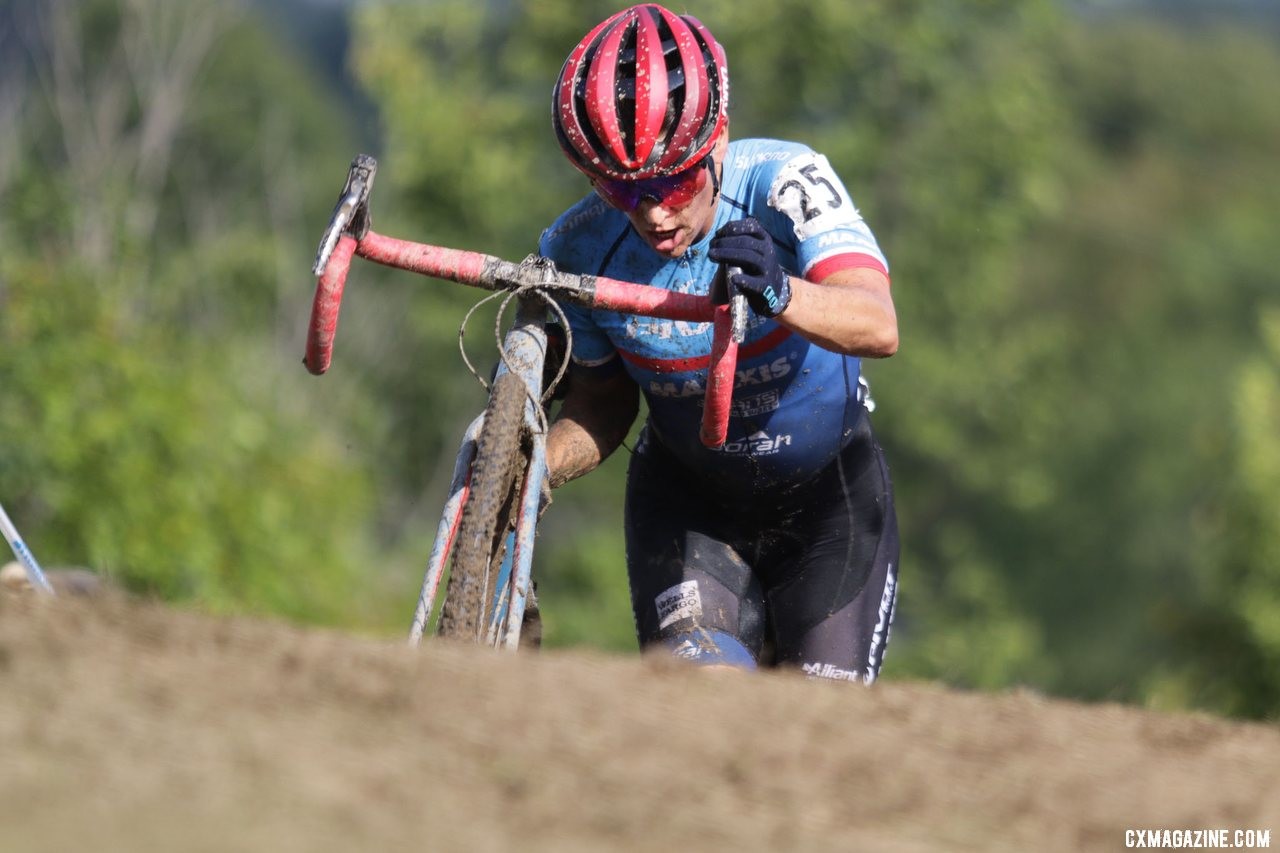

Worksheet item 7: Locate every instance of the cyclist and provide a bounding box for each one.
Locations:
[542,4,900,684]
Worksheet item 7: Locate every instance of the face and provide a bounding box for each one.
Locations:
[594,132,730,259]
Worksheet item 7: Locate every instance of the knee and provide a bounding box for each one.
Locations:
[654,628,757,671]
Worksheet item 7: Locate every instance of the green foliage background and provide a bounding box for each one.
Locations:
[2,0,1277,718]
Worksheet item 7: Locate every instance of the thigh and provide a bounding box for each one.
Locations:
[774,549,898,683]
[624,435,767,655]
[768,416,901,682]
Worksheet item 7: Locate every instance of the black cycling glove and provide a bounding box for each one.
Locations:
[707,217,793,318]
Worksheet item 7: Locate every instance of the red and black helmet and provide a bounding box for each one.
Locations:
[552,4,729,181]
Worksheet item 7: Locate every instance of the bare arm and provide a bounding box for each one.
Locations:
[546,367,640,488]
[776,266,898,358]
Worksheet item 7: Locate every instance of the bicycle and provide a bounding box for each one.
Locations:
[306,155,746,650]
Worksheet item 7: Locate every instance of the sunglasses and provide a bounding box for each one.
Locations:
[592,157,715,212]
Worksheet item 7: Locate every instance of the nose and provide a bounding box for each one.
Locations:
[636,198,675,224]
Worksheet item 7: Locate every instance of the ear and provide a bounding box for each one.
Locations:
[712,123,731,161]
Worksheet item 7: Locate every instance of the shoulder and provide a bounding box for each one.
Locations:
[725,139,850,224]
[728,138,874,246]
[539,194,625,264]
[725,138,818,180]
[728,138,850,204]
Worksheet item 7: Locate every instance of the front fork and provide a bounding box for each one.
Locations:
[409,293,549,649]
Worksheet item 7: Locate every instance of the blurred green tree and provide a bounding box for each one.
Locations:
[0,0,395,624]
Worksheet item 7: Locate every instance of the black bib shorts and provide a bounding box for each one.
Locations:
[624,408,900,683]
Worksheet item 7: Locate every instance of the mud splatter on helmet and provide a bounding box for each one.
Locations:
[553,4,729,181]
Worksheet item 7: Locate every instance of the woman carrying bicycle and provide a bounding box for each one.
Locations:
[543,4,901,683]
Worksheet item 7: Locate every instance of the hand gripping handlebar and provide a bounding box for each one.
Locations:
[305,155,745,448]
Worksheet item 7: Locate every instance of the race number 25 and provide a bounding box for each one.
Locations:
[769,153,861,240]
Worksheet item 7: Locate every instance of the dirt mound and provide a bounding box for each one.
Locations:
[1,592,1277,852]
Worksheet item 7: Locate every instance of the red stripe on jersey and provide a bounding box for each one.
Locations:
[807,252,888,284]
[618,324,793,373]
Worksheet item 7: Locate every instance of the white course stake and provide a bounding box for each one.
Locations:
[0,501,56,595]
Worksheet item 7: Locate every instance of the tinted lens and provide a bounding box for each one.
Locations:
[593,160,709,212]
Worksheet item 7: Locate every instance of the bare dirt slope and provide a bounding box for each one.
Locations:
[2,591,1277,853]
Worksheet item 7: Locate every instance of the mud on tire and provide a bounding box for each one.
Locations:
[438,371,528,643]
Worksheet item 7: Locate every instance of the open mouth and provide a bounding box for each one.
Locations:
[647,227,681,250]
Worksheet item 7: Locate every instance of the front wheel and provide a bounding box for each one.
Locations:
[438,371,528,643]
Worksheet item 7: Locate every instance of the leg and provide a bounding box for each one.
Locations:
[776,552,898,684]
[768,415,901,683]
[624,433,766,667]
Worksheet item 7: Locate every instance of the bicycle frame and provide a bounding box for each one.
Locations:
[0,501,56,596]
[307,154,746,648]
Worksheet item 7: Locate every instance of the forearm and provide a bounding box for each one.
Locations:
[546,419,623,488]
[546,373,639,488]
[775,267,898,358]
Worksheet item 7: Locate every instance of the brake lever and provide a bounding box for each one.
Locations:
[313,154,378,276]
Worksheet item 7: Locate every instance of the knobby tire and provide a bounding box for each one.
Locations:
[439,371,527,643]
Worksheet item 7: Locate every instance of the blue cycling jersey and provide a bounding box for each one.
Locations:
[540,138,889,493]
